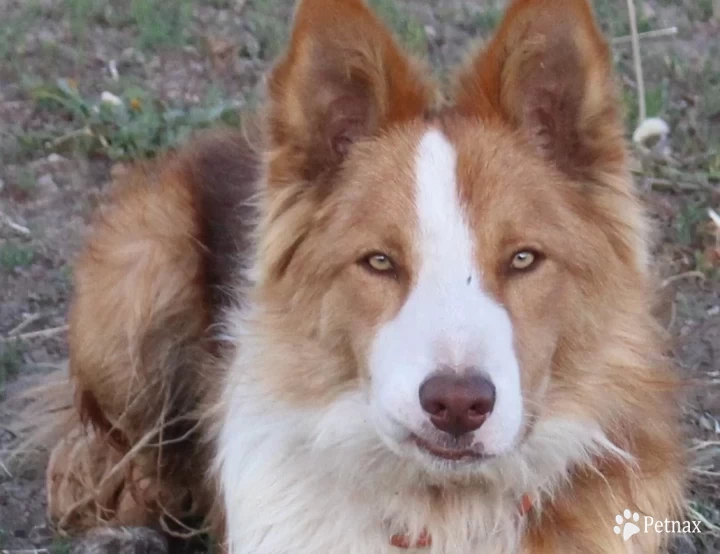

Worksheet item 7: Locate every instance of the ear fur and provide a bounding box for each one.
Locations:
[454,0,626,181]
[265,0,435,186]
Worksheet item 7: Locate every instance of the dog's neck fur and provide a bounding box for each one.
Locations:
[214,304,629,554]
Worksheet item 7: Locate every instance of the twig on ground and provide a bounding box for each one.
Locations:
[692,468,720,477]
[0,459,12,478]
[625,0,646,125]
[691,440,720,451]
[51,127,93,147]
[7,314,43,337]
[612,26,678,45]
[661,271,706,288]
[0,214,31,236]
[0,549,50,554]
[0,325,68,343]
[687,504,720,533]
[645,177,705,192]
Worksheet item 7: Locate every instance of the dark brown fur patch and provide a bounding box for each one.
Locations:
[64,128,260,535]
[184,130,261,317]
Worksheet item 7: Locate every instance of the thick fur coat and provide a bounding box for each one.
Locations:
[46,1,686,553]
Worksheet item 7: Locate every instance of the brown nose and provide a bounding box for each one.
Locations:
[418,373,496,437]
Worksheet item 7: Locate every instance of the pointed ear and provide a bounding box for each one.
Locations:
[266,0,435,185]
[455,0,625,180]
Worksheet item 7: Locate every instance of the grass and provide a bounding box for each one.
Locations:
[593,0,656,36]
[63,0,195,51]
[16,169,37,193]
[65,0,104,44]
[246,0,289,61]
[51,537,73,554]
[4,0,197,66]
[462,4,503,35]
[245,0,428,60]
[0,243,35,272]
[0,0,45,74]
[131,0,194,51]
[369,0,427,54]
[25,78,241,161]
[0,343,24,399]
[688,0,716,22]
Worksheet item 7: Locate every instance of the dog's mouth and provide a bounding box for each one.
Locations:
[412,435,486,462]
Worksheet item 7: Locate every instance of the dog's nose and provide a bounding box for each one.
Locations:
[418,373,496,437]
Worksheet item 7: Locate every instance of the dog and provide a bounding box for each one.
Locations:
[45,0,686,552]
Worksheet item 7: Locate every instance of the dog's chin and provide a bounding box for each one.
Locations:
[378,425,497,478]
[410,434,493,472]
[411,434,488,462]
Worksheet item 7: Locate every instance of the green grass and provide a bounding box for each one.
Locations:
[0,343,24,398]
[65,0,104,42]
[675,201,709,246]
[27,78,241,160]
[0,0,44,73]
[51,537,73,554]
[66,0,195,51]
[593,0,655,37]
[246,1,288,61]
[688,0,715,22]
[461,4,503,35]
[16,168,37,193]
[131,0,194,51]
[369,0,427,54]
[673,198,718,277]
[9,0,196,58]
[621,83,668,133]
[0,243,35,271]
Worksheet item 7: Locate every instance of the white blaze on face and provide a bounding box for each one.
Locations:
[369,129,523,457]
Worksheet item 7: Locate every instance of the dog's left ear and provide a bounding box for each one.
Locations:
[455,0,625,181]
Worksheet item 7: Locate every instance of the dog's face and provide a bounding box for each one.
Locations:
[251,0,646,476]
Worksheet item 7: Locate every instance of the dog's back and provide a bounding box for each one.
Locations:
[49,129,258,532]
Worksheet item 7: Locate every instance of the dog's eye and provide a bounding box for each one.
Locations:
[510,250,538,271]
[362,253,395,275]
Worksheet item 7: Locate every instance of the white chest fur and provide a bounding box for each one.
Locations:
[215,378,527,554]
[214,328,623,554]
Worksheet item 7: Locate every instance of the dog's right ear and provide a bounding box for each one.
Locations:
[265,0,434,187]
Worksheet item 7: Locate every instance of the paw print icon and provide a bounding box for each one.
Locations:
[613,510,641,541]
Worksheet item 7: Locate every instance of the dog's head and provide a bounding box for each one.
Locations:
[245,0,650,478]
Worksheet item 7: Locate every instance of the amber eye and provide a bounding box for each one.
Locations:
[362,253,395,274]
[510,250,537,271]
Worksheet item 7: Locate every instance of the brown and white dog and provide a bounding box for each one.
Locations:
[52,0,687,553]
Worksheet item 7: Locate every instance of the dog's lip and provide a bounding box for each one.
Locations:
[411,435,485,461]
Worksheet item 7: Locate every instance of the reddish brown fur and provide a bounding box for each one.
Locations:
[265,0,436,186]
[62,130,258,532]
[46,0,686,551]
[440,118,685,552]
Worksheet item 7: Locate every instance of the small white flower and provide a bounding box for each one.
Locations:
[100,91,123,107]
[632,117,670,146]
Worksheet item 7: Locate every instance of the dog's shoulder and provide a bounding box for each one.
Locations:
[179,127,261,315]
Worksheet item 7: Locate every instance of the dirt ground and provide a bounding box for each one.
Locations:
[0,0,718,552]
